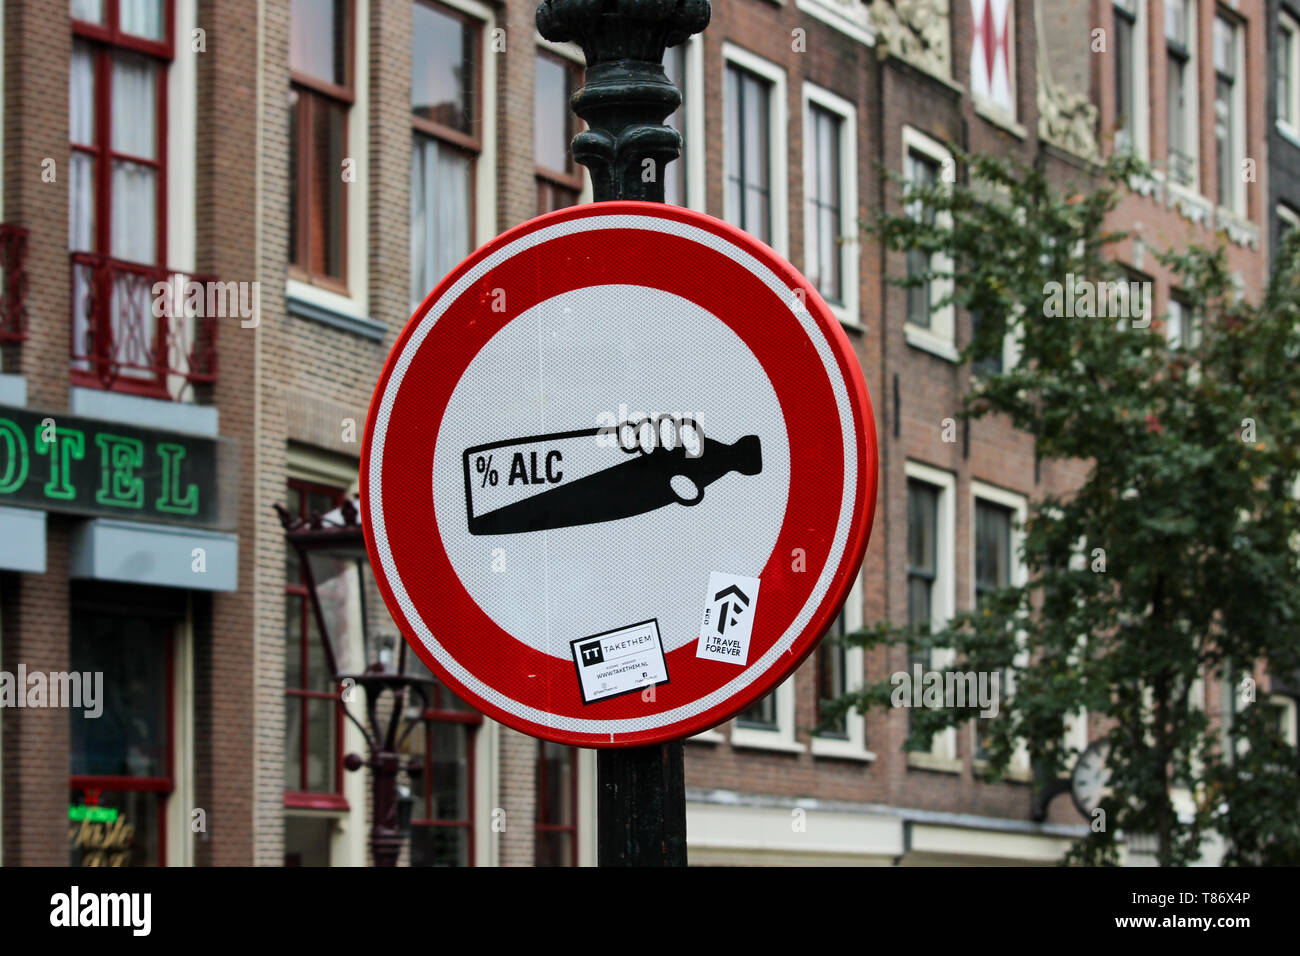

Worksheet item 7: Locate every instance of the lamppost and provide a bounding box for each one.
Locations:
[536,0,710,867]
[276,497,431,867]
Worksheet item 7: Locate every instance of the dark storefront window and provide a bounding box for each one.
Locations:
[534,741,577,866]
[284,479,346,809]
[69,601,175,867]
[404,678,481,866]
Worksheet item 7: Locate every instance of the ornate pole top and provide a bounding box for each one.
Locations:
[535,0,711,202]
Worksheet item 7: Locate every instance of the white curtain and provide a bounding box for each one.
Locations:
[410,137,471,307]
[120,0,164,41]
[110,54,156,264]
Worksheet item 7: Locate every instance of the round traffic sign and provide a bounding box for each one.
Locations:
[362,201,877,747]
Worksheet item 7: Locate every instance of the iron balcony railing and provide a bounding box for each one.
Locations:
[0,224,30,343]
[70,252,219,401]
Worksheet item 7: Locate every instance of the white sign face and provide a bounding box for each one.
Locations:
[364,202,878,747]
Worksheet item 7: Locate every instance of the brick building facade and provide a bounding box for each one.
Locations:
[0,0,1284,867]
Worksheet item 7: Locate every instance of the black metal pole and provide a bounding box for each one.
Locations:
[536,0,709,866]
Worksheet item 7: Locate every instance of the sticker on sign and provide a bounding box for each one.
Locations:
[362,201,877,747]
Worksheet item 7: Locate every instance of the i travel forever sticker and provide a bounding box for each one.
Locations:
[697,572,761,665]
[362,201,878,748]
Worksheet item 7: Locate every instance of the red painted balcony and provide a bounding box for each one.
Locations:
[70,252,219,401]
[0,224,30,343]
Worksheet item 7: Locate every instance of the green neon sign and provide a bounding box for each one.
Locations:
[0,406,218,526]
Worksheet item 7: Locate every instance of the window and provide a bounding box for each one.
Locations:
[970,0,1016,121]
[403,678,481,867]
[411,2,480,308]
[803,84,859,324]
[284,479,346,809]
[737,689,778,730]
[1165,0,1196,188]
[69,0,173,394]
[726,65,772,242]
[1279,203,1300,246]
[1280,12,1300,135]
[70,604,175,867]
[817,608,849,739]
[973,499,1012,760]
[534,51,583,214]
[1166,293,1200,349]
[535,741,577,866]
[971,481,1030,772]
[901,127,956,359]
[905,463,958,767]
[905,151,938,331]
[723,45,788,255]
[289,0,352,286]
[1213,14,1243,213]
[663,43,688,207]
[1114,0,1137,149]
[812,569,871,760]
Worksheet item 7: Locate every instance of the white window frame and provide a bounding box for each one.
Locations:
[664,35,706,212]
[970,480,1030,776]
[286,0,373,322]
[901,126,957,362]
[811,564,874,761]
[534,33,594,206]
[721,43,790,258]
[1213,13,1247,216]
[1113,0,1151,159]
[730,674,802,753]
[1279,10,1300,143]
[801,82,861,329]
[1270,694,1299,747]
[409,0,500,312]
[904,461,959,770]
[1164,0,1202,199]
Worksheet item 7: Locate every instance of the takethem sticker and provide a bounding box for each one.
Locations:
[696,572,761,665]
[571,619,670,704]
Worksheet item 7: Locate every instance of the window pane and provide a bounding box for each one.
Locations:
[817,608,848,737]
[430,723,470,821]
[285,697,303,788]
[413,4,474,132]
[534,55,571,173]
[71,0,104,24]
[291,0,349,87]
[1114,9,1133,143]
[70,615,169,778]
[725,67,742,183]
[737,690,777,728]
[535,830,574,867]
[410,136,472,304]
[70,42,96,146]
[538,741,574,826]
[303,93,347,278]
[120,0,165,40]
[975,500,1013,597]
[285,593,304,688]
[110,160,156,263]
[411,824,471,867]
[1213,16,1235,76]
[907,480,937,572]
[69,789,161,867]
[285,815,333,866]
[1165,0,1186,44]
[304,696,337,791]
[1281,29,1294,125]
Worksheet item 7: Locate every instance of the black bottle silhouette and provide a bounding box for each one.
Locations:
[465,430,762,535]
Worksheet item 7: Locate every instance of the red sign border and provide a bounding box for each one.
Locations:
[362,201,878,747]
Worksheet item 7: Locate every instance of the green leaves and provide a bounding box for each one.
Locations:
[849,147,1300,865]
